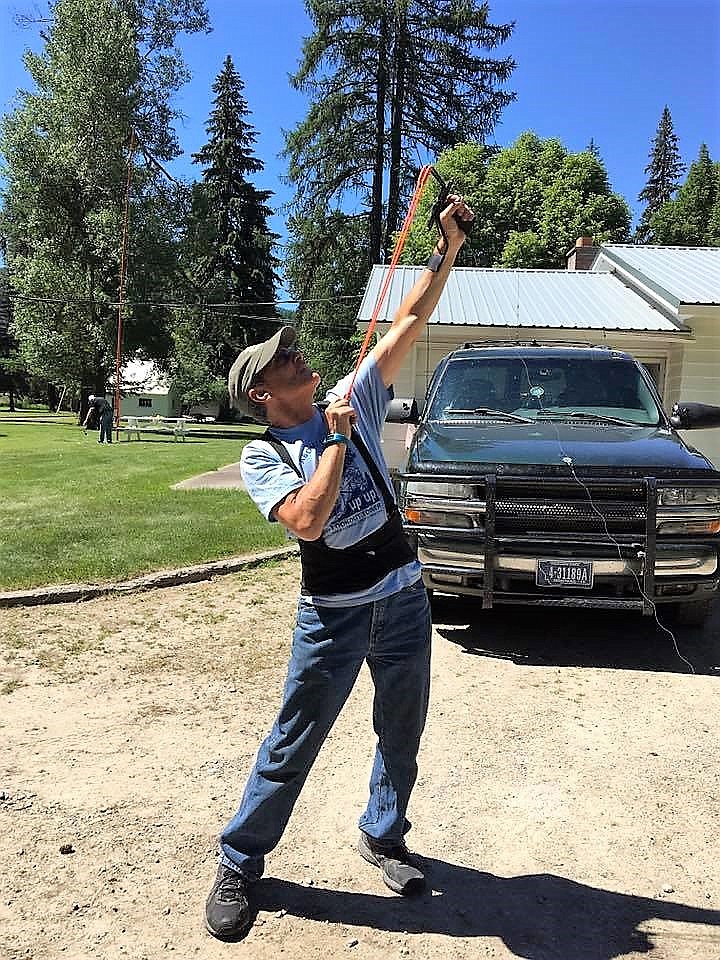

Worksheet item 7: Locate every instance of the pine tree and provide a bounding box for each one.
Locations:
[651,144,718,245]
[636,106,684,243]
[586,138,601,160]
[283,0,514,376]
[708,166,720,245]
[286,0,514,265]
[175,56,279,412]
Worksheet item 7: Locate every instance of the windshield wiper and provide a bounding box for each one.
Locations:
[536,411,645,427]
[442,407,534,423]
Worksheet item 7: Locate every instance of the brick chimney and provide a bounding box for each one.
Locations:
[566,236,598,271]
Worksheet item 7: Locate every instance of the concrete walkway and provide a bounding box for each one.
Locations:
[172,462,245,490]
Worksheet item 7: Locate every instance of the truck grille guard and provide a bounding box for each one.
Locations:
[396,472,720,615]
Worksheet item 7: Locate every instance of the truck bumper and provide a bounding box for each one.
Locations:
[418,540,719,611]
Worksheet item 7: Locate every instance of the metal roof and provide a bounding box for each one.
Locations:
[598,245,720,307]
[357,266,685,333]
[114,359,172,395]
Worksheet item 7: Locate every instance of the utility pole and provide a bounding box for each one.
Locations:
[114,128,136,439]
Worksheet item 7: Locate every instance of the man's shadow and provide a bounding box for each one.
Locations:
[255,859,720,959]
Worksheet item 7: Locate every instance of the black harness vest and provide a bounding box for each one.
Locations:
[260,426,416,595]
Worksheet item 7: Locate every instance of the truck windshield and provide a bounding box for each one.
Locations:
[428,356,662,426]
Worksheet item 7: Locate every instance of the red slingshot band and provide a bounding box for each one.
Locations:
[343,164,434,402]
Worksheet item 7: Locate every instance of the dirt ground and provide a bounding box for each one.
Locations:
[1,556,719,960]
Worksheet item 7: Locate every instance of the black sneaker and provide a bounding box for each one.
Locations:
[205,863,254,940]
[358,832,426,895]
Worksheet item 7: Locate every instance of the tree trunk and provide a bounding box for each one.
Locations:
[8,386,15,412]
[384,4,407,257]
[369,11,389,266]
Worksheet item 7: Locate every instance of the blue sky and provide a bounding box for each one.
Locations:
[1,0,718,251]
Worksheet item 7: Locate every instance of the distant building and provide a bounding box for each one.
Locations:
[116,359,182,418]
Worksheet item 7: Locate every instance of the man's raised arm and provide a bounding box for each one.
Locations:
[373,196,474,388]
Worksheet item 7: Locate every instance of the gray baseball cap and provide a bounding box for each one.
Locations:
[227,325,297,419]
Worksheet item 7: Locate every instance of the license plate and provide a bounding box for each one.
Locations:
[536,559,594,589]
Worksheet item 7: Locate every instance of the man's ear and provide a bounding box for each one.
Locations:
[248,384,270,405]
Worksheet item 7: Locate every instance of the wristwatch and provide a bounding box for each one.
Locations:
[324,432,350,448]
[426,251,445,272]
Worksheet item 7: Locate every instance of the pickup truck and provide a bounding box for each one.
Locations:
[389,343,720,626]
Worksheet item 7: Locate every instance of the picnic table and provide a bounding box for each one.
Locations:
[118,416,188,441]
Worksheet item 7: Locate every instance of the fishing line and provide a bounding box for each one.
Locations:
[514,352,696,674]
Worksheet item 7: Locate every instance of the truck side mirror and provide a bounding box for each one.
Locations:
[386,397,419,423]
[670,401,720,430]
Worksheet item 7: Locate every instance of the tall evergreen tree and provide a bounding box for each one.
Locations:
[708,166,720,245]
[586,138,601,160]
[0,0,208,403]
[287,0,515,264]
[635,106,684,243]
[283,0,515,375]
[651,144,719,246]
[174,55,279,413]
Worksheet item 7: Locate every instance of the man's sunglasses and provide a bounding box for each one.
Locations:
[252,345,302,387]
[271,345,301,365]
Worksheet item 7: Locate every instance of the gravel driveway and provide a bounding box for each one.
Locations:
[1,557,719,960]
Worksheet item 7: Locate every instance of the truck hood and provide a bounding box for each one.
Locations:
[409,420,716,474]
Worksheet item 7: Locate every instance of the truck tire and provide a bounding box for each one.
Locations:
[669,598,715,627]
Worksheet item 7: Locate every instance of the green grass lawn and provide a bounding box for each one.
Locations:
[0,421,287,590]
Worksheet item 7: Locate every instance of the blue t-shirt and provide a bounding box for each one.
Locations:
[240,355,421,606]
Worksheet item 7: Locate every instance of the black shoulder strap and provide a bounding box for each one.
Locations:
[260,429,303,479]
[348,428,396,512]
[260,426,395,512]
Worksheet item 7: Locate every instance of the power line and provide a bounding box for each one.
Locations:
[7,292,364,309]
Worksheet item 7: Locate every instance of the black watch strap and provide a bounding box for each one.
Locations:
[426,252,445,272]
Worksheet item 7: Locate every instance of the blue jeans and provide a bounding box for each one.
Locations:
[219,578,431,880]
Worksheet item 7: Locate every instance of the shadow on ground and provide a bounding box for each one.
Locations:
[431,597,720,676]
[255,859,720,960]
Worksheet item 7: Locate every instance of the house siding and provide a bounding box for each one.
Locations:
[677,315,720,467]
[120,391,181,419]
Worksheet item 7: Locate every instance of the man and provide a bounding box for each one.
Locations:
[83,394,114,444]
[205,195,473,941]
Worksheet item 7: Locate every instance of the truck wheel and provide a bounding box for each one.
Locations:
[669,598,715,627]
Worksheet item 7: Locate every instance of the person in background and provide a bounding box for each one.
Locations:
[84,394,114,444]
[203,195,473,941]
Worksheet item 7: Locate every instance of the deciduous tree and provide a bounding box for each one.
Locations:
[403,133,631,268]
[0,0,209,403]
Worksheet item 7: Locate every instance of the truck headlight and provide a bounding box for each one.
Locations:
[404,507,474,529]
[402,480,477,528]
[657,487,720,506]
[405,481,469,498]
[657,520,720,535]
